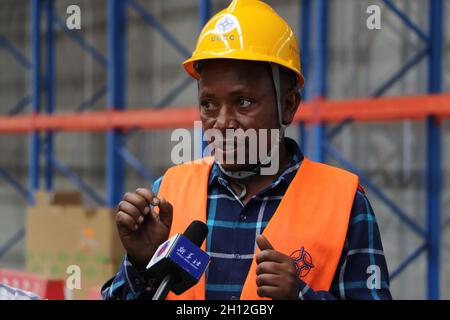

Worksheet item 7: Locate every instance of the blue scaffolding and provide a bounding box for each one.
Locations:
[0,0,446,299]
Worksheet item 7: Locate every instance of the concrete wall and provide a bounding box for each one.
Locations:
[0,0,449,299]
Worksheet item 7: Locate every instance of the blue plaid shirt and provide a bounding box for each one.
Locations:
[102,138,392,300]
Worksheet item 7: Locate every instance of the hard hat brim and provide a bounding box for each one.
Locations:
[183,51,305,88]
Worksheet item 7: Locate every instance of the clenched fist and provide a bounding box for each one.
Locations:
[116,188,173,269]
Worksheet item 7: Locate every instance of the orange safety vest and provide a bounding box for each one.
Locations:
[157,157,359,300]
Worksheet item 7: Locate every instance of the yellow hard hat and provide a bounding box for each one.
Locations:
[183,0,304,87]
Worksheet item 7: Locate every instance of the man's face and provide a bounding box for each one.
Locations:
[198,59,281,172]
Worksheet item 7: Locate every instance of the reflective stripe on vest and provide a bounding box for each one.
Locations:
[157,157,358,300]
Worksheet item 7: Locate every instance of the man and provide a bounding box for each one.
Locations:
[102,0,392,300]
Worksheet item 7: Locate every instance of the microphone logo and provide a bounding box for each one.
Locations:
[156,241,170,258]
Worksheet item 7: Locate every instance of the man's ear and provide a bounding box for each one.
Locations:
[282,88,301,125]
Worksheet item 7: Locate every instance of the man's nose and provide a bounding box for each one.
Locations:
[214,104,238,130]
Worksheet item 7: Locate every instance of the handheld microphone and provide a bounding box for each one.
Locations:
[147,220,210,300]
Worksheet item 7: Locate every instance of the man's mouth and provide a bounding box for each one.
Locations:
[212,140,246,153]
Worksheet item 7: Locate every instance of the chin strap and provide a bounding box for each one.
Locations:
[217,63,286,180]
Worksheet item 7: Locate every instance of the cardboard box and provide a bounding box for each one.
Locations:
[25,191,124,300]
[33,190,82,206]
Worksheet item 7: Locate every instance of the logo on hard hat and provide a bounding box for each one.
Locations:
[215,14,238,33]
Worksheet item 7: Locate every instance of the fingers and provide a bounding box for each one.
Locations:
[117,200,143,225]
[256,234,274,251]
[135,188,170,222]
[255,274,282,287]
[135,188,161,223]
[256,235,290,274]
[256,249,286,264]
[157,197,173,228]
[116,188,173,231]
[116,189,155,232]
[256,261,284,276]
[116,210,139,232]
[123,192,149,216]
[135,188,159,208]
[256,264,300,300]
[257,286,284,299]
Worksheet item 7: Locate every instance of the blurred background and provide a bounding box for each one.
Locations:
[0,0,449,299]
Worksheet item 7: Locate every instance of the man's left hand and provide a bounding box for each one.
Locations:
[255,234,301,299]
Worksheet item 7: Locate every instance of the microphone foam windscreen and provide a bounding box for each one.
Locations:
[183,220,209,247]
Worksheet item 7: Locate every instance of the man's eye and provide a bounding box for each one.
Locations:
[237,98,252,108]
[200,100,215,110]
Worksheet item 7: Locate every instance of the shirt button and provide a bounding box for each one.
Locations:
[239,214,247,221]
[230,296,238,300]
[234,254,241,260]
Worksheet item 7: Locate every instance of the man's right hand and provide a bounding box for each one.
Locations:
[116,188,173,270]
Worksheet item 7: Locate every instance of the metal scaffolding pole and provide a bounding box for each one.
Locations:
[426,0,443,300]
[311,0,327,162]
[29,0,42,204]
[199,0,210,155]
[299,0,311,153]
[199,0,211,27]
[45,0,55,191]
[106,0,126,207]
